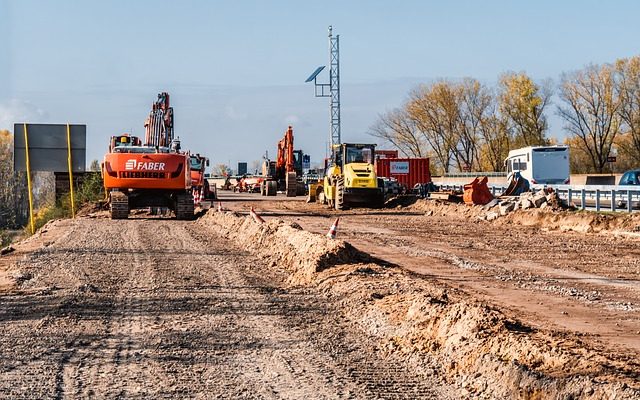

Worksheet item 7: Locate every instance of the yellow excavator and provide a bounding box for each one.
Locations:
[311,143,384,210]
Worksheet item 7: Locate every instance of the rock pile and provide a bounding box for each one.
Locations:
[479,189,571,221]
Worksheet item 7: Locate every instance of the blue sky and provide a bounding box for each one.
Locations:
[1,0,640,170]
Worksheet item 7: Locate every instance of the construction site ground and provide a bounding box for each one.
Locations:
[0,190,638,398]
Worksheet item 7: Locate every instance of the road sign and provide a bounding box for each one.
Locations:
[607,156,617,163]
[14,123,86,172]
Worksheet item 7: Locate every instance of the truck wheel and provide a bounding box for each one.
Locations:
[335,177,345,210]
[110,191,129,219]
[175,192,195,220]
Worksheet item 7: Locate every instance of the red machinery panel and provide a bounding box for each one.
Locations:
[376,158,431,189]
[375,150,399,160]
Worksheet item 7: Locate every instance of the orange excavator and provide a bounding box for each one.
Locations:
[261,126,305,197]
[102,92,194,219]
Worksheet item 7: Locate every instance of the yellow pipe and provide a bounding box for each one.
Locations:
[66,124,75,218]
[23,123,35,234]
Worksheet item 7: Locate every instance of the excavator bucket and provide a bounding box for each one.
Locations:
[463,176,494,205]
[503,171,530,196]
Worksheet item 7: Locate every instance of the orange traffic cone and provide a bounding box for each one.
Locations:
[250,206,265,224]
[326,217,340,239]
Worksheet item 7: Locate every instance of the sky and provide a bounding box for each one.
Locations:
[1,0,640,171]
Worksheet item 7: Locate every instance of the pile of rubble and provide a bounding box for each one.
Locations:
[481,189,570,221]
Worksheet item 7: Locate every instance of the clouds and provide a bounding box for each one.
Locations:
[0,99,49,131]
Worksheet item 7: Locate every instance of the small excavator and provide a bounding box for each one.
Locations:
[101,92,194,219]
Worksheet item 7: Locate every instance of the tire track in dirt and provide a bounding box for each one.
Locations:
[0,217,458,398]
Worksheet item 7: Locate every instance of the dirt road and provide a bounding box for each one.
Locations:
[228,192,640,356]
[0,217,456,398]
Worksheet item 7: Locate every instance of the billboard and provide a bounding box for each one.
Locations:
[14,123,86,172]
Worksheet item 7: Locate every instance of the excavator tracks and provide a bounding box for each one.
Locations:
[286,172,297,197]
[175,192,195,220]
[110,191,129,219]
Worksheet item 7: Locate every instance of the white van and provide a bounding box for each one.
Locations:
[504,146,570,185]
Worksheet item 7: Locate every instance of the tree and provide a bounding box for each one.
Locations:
[0,130,29,229]
[89,159,101,171]
[478,113,510,172]
[614,56,640,163]
[498,72,551,147]
[215,164,232,176]
[612,133,638,172]
[369,107,425,158]
[558,64,622,173]
[407,81,460,173]
[457,78,492,171]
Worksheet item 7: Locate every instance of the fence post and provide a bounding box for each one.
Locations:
[628,190,633,213]
[611,189,616,212]
[568,188,572,206]
[581,189,586,211]
[595,189,600,212]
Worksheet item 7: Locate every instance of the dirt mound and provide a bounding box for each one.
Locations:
[199,209,640,399]
[198,210,363,284]
[409,199,486,219]
[501,208,640,234]
[408,198,640,235]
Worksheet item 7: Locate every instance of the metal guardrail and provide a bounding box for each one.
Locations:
[440,172,508,178]
[436,183,640,213]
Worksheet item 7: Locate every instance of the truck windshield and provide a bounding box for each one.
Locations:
[345,147,373,164]
[190,157,203,170]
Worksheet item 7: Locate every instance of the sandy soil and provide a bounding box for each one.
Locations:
[1,190,639,398]
[0,214,457,399]
[214,191,640,397]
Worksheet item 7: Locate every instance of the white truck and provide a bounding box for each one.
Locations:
[504,145,570,185]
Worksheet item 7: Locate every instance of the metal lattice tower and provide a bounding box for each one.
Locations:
[305,25,341,148]
[328,26,340,146]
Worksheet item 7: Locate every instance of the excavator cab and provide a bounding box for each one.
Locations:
[110,134,142,152]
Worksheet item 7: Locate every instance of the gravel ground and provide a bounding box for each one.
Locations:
[0,217,457,399]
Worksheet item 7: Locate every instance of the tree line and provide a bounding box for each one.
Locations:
[370,56,640,174]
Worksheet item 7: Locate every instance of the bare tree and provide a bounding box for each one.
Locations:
[558,64,622,173]
[457,78,493,170]
[407,82,460,173]
[369,107,425,158]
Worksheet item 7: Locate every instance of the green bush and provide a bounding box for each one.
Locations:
[24,172,105,235]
